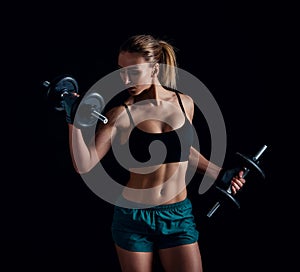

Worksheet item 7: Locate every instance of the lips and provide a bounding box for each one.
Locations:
[127,87,136,93]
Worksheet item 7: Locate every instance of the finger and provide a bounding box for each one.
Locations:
[238,170,244,179]
[233,177,245,187]
[231,185,237,195]
[231,180,242,191]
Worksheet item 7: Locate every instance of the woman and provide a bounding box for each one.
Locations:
[64,34,245,272]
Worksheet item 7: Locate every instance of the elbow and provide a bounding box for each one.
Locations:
[74,164,95,175]
[76,169,89,175]
[71,152,102,174]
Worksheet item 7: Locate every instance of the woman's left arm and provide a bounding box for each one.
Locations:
[184,93,245,194]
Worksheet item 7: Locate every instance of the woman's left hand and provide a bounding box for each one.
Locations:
[231,170,246,195]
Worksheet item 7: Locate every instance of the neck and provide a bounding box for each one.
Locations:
[134,84,164,106]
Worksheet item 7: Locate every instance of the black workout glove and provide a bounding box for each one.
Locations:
[61,92,80,125]
[215,168,240,189]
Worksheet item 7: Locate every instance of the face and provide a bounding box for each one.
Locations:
[118,51,155,96]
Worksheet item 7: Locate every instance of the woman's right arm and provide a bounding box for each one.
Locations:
[68,106,123,174]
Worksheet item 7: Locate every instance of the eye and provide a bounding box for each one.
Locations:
[128,70,141,76]
[119,69,142,77]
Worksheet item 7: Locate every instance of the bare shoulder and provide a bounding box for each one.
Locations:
[177,92,194,119]
[105,104,127,125]
[179,92,194,106]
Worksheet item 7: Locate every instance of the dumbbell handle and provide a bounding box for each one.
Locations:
[226,167,250,193]
[61,91,108,125]
[253,145,268,161]
[91,110,108,124]
[207,145,268,218]
[43,80,51,88]
[206,168,250,218]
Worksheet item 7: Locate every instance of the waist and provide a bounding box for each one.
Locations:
[115,195,191,210]
[121,162,188,207]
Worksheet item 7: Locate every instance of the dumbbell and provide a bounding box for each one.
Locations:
[43,75,108,126]
[206,145,268,218]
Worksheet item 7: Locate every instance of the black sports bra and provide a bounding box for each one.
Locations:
[119,91,194,169]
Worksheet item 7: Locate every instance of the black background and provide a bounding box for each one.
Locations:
[2,1,296,271]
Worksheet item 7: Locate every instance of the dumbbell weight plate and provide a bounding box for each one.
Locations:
[235,152,266,179]
[45,75,79,111]
[214,186,241,209]
[75,92,106,127]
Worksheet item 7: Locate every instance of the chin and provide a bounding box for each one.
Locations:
[128,88,143,96]
[128,88,138,95]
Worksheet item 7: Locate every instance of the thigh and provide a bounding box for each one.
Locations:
[158,242,203,272]
[115,245,154,272]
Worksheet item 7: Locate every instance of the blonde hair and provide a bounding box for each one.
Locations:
[119,34,178,90]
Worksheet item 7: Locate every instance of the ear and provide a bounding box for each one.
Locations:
[152,63,159,76]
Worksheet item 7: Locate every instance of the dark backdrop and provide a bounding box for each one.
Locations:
[3,1,293,271]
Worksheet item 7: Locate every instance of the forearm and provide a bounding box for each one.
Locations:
[189,147,222,179]
[68,125,99,174]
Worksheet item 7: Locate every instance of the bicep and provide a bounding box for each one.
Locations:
[90,107,123,161]
[95,124,116,155]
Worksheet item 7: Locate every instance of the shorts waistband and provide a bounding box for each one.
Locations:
[115,195,191,210]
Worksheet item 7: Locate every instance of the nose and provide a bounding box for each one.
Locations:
[120,70,131,85]
[124,75,131,85]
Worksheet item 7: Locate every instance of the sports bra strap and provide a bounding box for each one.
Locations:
[123,103,135,126]
[175,91,186,115]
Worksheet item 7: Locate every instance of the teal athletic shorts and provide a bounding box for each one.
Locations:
[111,197,199,252]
